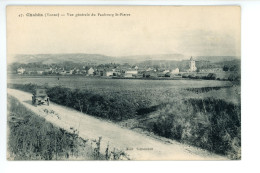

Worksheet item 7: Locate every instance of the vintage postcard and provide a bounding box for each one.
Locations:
[6,6,241,160]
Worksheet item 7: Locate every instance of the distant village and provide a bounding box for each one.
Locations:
[13,57,239,81]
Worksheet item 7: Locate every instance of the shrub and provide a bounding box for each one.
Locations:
[150,98,241,159]
[46,86,145,121]
[207,73,217,80]
[228,73,240,82]
[8,84,144,121]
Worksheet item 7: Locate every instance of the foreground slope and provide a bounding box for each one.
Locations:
[7,88,228,160]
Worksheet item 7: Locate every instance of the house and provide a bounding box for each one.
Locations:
[51,67,59,74]
[163,70,170,74]
[95,68,105,76]
[112,68,121,76]
[171,68,180,74]
[75,68,81,74]
[124,73,133,78]
[125,70,138,75]
[146,67,153,71]
[23,67,45,75]
[70,69,75,74]
[106,71,114,77]
[37,70,44,75]
[124,70,138,78]
[45,67,53,73]
[88,67,94,75]
[60,71,67,75]
[17,67,25,74]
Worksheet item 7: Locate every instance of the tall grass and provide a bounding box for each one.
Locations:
[8,83,241,159]
[7,95,104,160]
[149,98,241,159]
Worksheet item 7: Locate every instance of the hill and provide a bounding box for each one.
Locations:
[10,54,240,67]
[195,56,240,63]
[11,54,115,65]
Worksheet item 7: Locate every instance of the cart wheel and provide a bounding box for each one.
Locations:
[47,100,49,106]
[35,100,38,106]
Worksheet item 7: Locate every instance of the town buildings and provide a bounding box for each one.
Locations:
[13,56,208,78]
[17,67,25,74]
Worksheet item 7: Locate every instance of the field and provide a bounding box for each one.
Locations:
[7,75,241,159]
[8,75,232,90]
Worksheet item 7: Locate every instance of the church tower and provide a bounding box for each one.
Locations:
[189,56,197,72]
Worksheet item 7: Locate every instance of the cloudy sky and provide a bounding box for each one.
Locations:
[7,6,240,58]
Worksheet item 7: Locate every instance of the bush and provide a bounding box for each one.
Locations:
[228,73,240,82]
[46,86,149,121]
[206,73,217,80]
[150,98,241,159]
[8,84,144,121]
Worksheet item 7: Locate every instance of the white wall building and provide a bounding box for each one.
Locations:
[189,56,197,72]
[163,70,170,74]
[88,67,94,75]
[171,68,179,74]
[17,67,25,74]
[37,71,44,75]
[125,70,138,75]
[106,71,114,77]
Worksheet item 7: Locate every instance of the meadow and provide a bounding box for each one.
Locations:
[8,75,232,91]
[8,75,241,159]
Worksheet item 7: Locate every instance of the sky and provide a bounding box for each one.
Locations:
[7,6,240,58]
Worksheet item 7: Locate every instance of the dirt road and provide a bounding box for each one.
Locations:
[7,88,228,160]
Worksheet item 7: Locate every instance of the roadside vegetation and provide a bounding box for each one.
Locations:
[145,98,241,159]
[8,82,241,159]
[7,95,127,160]
[8,83,152,121]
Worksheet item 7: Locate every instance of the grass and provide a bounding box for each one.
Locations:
[139,98,241,159]
[7,75,232,91]
[8,80,241,159]
[7,95,128,160]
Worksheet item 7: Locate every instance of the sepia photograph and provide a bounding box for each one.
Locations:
[6,5,241,161]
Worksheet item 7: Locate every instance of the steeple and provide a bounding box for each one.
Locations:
[189,56,197,72]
